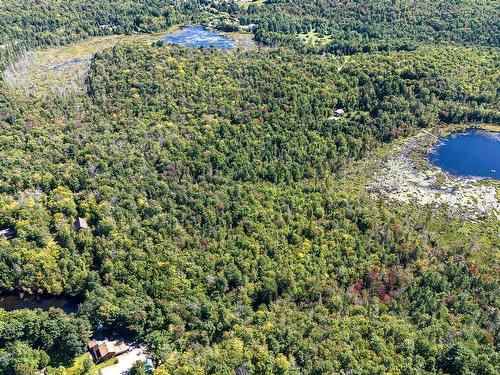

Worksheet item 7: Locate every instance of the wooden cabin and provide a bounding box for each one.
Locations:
[88,339,130,363]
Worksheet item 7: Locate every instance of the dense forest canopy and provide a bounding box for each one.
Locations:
[0,0,204,75]
[0,1,498,374]
[0,0,194,44]
[1,0,499,55]
[233,0,500,53]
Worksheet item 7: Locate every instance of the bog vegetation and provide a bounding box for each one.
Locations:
[0,1,498,374]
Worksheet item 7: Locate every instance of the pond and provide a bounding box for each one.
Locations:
[161,26,236,49]
[428,129,500,179]
[0,294,79,313]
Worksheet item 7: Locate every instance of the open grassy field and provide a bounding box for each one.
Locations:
[236,0,266,9]
[65,353,119,375]
[298,30,333,46]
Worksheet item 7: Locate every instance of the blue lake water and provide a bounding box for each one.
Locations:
[161,26,236,49]
[428,129,500,179]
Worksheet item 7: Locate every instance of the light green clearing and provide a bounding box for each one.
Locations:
[64,353,118,375]
[298,30,333,46]
[236,0,266,9]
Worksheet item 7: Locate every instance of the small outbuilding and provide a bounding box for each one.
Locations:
[328,108,345,120]
[73,217,88,231]
[0,228,14,239]
[334,108,345,117]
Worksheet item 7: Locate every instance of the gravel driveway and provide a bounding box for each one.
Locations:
[99,347,147,375]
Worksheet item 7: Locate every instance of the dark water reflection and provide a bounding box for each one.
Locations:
[428,129,499,179]
[0,294,79,313]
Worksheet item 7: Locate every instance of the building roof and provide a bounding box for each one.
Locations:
[73,217,88,231]
[88,339,130,362]
[0,228,14,239]
[88,339,97,349]
[97,344,109,358]
[109,341,129,353]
